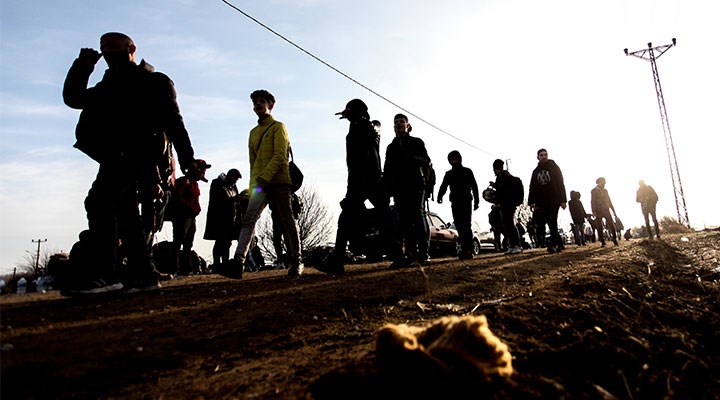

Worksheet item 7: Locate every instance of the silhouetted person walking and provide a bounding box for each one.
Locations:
[636,180,660,239]
[204,168,242,268]
[591,177,618,247]
[528,148,567,253]
[317,99,390,274]
[63,32,197,294]
[437,151,479,259]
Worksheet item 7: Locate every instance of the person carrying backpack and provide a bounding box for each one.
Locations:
[437,150,479,259]
[491,159,523,254]
[636,180,660,239]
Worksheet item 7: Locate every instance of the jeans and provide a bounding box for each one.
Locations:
[234,185,301,266]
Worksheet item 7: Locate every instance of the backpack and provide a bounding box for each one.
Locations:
[507,175,524,206]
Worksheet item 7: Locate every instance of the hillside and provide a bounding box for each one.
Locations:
[1,231,718,399]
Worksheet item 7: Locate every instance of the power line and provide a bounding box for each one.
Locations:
[218,0,495,157]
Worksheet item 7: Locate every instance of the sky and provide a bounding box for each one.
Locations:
[1,0,718,275]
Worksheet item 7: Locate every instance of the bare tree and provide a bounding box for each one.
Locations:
[15,247,60,277]
[255,184,334,262]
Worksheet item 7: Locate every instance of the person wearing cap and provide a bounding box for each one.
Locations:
[528,148,567,254]
[216,89,303,278]
[437,151,480,259]
[171,159,210,274]
[383,113,432,267]
[204,168,242,269]
[62,32,198,294]
[316,99,390,274]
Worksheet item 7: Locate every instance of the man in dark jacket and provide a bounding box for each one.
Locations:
[591,177,619,247]
[63,32,197,294]
[384,114,432,267]
[317,99,390,274]
[437,150,479,259]
[636,180,660,239]
[491,159,522,254]
[528,148,567,253]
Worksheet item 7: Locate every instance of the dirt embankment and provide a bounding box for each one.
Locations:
[1,231,719,399]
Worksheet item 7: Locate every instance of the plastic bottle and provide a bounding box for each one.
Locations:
[17,277,27,294]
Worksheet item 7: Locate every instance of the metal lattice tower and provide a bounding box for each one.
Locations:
[624,38,690,228]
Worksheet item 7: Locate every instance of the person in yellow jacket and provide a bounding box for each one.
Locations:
[216,89,303,278]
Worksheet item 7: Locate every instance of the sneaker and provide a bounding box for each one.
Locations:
[125,280,161,293]
[156,271,174,282]
[547,246,557,254]
[287,263,304,277]
[315,255,345,275]
[505,246,522,255]
[214,259,244,280]
[62,278,124,296]
[315,262,344,275]
[389,259,407,269]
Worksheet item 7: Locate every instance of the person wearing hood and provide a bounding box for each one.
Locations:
[204,168,242,268]
[171,159,210,275]
[62,32,198,294]
[528,148,567,254]
[316,99,390,274]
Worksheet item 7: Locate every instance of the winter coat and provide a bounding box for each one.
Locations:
[492,170,518,207]
[247,116,292,192]
[568,198,589,225]
[383,136,431,196]
[63,59,194,173]
[345,118,382,189]
[204,173,240,240]
[438,165,479,205]
[172,176,201,218]
[591,185,614,215]
[528,159,567,206]
[636,185,659,210]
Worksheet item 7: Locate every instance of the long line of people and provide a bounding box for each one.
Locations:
[60,31,663,296]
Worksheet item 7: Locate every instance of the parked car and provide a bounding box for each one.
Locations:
[426,211,459,257]
[350,208,462,260]
[451,221,496,255]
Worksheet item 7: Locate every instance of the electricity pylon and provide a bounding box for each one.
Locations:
[624,38,690,228]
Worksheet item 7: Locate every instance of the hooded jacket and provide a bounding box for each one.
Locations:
[204,173,240,240]
[528,159,567,206]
